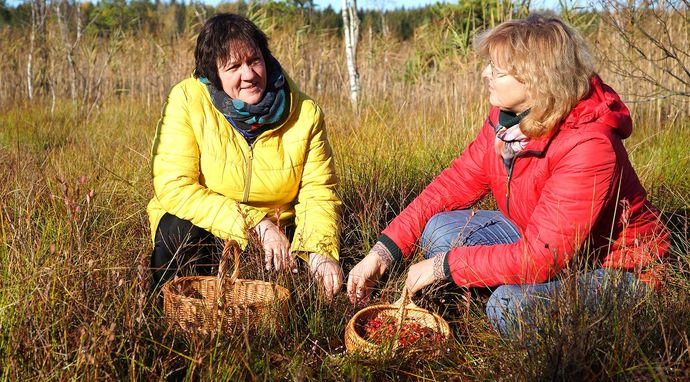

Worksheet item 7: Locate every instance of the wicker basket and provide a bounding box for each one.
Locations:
[162,240,290,335]
[344,289,450,354]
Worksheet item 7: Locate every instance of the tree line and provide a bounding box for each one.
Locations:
[0,0,685,111]
[0,0,533,41]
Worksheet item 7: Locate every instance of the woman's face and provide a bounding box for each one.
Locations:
[217,46,267,105]
[481,61,530,113]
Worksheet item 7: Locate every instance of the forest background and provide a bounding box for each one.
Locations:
[0,0,688,380]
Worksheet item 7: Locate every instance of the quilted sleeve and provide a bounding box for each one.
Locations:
[290,105,341,261]
[380,121,494,260]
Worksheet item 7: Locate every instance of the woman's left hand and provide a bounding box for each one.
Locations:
[253,218,294,272]
[405,253,447,295]
[309,253,343,301]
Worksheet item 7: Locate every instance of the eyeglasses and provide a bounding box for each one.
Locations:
[488,60,508,79]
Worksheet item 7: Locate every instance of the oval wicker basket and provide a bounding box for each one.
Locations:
[162,240,290,335]
[344,289,450,354]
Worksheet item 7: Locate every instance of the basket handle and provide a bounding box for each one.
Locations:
[215,240,241,328]
[392,287,420,310]
[391,288,448,351]
[390,287,417,351]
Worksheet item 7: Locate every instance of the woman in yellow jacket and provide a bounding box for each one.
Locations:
[147,13,342,299]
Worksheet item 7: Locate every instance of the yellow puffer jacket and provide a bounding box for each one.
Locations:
[147,76,340,261]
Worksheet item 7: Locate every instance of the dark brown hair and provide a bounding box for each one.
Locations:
[194,13,271,90]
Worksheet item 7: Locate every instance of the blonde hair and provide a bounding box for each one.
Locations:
[474,14,594,138]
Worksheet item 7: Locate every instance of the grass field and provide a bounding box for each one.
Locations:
[1,4,689,381]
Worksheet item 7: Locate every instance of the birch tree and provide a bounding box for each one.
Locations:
[341,0,360,113]
[54,0,82,104]
[28,0,48,100]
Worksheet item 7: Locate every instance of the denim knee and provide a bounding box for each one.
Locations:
[486,285,525,338]
[420,211,476,259]
[420,213,446,256]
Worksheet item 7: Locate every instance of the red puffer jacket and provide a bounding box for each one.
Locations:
[381,75,669,287]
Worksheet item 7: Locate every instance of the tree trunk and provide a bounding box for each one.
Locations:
[55,0,78,104]
[27,19,34,100]
[27,0,48,100]
[341,0,360,113]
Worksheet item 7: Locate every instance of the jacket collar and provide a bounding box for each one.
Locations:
[486,107,555,155]
[197,72,302,133]
[276,73,300,128]
[486,74,632,156]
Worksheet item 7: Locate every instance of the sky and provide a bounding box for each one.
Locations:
[313,0,562,11]
[188,0,564,12]
[314,0,451,11]
[4,0,562,12]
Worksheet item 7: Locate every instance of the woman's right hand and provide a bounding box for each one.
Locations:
[253,218,295,272]
[346,242,392,304]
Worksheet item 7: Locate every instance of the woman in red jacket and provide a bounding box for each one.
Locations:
[346,14,669,338]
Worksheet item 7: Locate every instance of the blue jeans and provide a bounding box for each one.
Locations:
[420,210,645,339]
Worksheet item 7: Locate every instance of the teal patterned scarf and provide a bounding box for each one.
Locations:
[200,55,289,143]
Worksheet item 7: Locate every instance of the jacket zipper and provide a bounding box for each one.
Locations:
[488,115,519,217]
[224,104,285,204]
[225,117,262,204]
[506,149,545,218]
[488,105,555,219]
[242,142,256,203]
[505,156,517,217]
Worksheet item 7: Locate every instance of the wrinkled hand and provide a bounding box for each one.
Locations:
[346,242,392,304]
[405,253,447,295]
[253,218,295,272]
[309,253,343,301]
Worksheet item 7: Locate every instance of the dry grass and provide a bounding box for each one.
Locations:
[1,4,689,381]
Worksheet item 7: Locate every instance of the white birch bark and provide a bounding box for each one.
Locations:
[27,16,34,100]
[54,0,78,104]
[27,0,49,100]
[341,0,360,113]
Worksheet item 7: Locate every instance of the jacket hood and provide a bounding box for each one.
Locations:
[561,74,632,139]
